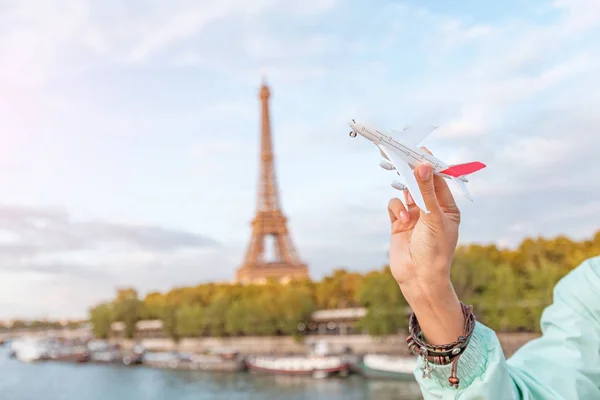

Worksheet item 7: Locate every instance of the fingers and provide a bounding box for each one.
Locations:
[387,197,417,234]
[420,146,458,211]
[403,189,421,221]
[414,161,443,219]
[388,198,409,224]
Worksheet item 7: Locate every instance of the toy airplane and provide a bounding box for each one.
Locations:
[348,119,486,214]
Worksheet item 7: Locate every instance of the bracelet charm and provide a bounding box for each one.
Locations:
[420,347,432,379]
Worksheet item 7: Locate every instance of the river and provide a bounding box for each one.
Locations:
[0,349,423,399]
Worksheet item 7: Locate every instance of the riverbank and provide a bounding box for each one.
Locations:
[2,330,540,358]
[109,331,540,358]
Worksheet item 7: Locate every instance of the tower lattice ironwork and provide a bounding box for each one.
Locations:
[235,80,308,284]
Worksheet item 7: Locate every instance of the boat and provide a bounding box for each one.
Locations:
[195,352,245,372]
[121,344,145,366]
[358,354,416,380]
[245,355,349,378]
[245,340,349,378]
[143,350,245,372]
[86,340,144,366]
[10,338,51,363]
[47,343,89,363]
[142,351,183,369]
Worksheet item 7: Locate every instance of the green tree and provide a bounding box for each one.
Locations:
[162,303,180,342]
[176,306,205,337]
[315,269,362,309]
[89,303,113,339]
[113,288,142,339]
[356,268,408,335]
[203,293,231,337]
[477,264,529,332]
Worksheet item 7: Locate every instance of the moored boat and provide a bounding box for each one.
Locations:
[47,344,89,363]
[245,355,350,378]
[143,350,245,372]
[358,354,416,380]
[11,338,51,363]
[185,353,245,372]
[142,351,182,369]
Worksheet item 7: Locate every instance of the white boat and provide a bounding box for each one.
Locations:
[359,354,416,380]
[245,355,349,378]
[245,339,349,378]
[10,338,50,363]
[142,351,182,369]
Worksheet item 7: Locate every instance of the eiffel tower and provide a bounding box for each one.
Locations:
[235,80,309,284]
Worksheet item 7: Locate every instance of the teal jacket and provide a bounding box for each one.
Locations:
[414,256,600,399]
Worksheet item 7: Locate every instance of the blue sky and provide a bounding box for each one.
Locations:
[1,0,600,319]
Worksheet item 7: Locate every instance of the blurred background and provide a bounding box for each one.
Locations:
[1,0,600,399]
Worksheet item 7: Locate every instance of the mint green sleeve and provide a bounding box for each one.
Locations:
[412,256,600,399]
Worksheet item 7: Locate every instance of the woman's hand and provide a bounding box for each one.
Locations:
[387,148,465,344]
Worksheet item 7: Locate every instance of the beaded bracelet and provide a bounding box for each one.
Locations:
[406,302,476,389]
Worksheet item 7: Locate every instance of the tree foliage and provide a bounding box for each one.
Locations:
[88,230,600,338]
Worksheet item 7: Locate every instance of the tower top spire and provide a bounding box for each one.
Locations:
[259,77,270,100]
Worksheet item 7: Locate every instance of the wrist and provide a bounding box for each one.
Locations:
[399,280,465,345]
[398,277,456,310]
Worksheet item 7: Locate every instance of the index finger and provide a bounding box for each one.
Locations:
[421,146,458,210]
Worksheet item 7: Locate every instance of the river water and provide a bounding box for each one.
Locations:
[0,349,423,400]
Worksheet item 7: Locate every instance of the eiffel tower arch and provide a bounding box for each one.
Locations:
[235,80,309,284]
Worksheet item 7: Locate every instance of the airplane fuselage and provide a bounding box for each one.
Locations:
[349,120,457,179]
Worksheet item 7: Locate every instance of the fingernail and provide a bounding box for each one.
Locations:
[400,210,410,222]
[406,191,414,205]
[418,163,431,180]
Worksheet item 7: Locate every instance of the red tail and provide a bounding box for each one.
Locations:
[439,161,486,177]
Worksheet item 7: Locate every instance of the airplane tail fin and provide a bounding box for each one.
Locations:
[451,177,473,201]
[439,162,484,202]
[440,161,486,178]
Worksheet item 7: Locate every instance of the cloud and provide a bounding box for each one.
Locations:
[0,204,217,256]
[0,204,223,318]
[0,204,218,281]
[0,0,339,91]
[0,262,111,281]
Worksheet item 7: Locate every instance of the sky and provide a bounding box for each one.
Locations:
[1,0,600,319]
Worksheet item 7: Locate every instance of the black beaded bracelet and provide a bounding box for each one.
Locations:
[406,302,476,388]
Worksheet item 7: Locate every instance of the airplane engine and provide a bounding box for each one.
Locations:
[379,160,394,170]
[391,181,406,191]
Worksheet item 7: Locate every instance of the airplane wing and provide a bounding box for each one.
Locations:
[390,125,439,147]
[377,143,430,214]
[379,148,389,160]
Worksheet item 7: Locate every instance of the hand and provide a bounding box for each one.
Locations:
[387,147,464,344]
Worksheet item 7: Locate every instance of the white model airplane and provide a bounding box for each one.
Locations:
[348,119,486,214]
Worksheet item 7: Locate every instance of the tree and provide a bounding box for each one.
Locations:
[315,269,362,309]
[162,303,180,342]
[356,268,408,335]
[112,288,142,339]
[89,303,113,339]
[477,264,529,332]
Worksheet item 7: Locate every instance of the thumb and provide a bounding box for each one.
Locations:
[414,162,442,220]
